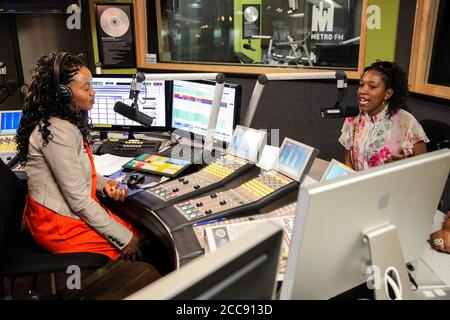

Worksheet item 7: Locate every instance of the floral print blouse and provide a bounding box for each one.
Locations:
[339,106,429,171]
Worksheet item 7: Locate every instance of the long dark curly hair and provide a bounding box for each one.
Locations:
[363,60,409,115]
[15,52,89,162]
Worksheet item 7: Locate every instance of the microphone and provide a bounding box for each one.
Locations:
[129,72,145,100]
[320,104,359,119]
[243,43,256,51]
[114,101,154,127]
[0,80,18,104]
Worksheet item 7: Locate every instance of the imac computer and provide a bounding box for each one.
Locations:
[0,110,22,135]
[170,80,241,145]
[280,149,450,300]
[89,75,168,133]
[320,159,355,182]
[125,222,282,300]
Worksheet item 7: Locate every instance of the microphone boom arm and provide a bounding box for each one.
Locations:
[141,73,226,151]
[242,71,346,127]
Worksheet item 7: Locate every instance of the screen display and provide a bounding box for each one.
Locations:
[171,80,240,143]
[89,76,166,129]
[322,161,353,181]
[277,139,316,182]
[227,125,266,162]
[0,111,22,134]
[123,153,191,178]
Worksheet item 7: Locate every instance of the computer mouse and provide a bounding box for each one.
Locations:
[127,173,145,188]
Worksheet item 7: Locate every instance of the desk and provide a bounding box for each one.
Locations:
[105,158,329,274]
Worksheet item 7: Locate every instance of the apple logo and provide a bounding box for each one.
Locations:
[378,192,390,210]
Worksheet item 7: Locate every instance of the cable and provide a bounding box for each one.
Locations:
[138,81,147,105]
[384,266,403,300]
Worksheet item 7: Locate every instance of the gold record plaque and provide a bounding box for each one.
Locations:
[95,4,136,68]
[242,4,260,38]
[244,6,259,23]
[100,7,130,38]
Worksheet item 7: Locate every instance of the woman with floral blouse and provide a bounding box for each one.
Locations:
[338,60,428,171]
[339,61,450,254]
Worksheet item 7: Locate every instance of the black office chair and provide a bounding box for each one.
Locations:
[420,119,450,152]
[420,119,450,213]
[0,159,109,299]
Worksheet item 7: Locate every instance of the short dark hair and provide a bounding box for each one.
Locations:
[363,60,409,113]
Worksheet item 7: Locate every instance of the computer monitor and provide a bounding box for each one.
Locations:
[125,222,282,300]
[170,80,241,144]
[0,110,22,135]
[320,159,355,182]
[275,138,319,183]
[89,75,168,132]
[226,125,267,163]
[280,149,450,300]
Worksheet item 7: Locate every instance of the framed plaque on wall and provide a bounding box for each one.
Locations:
[95,3,136,68]
[242,4,261,39]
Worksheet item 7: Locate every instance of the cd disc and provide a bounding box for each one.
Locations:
[244,6,259,23]
[100,7,130,38]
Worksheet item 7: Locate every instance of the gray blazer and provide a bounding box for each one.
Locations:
[26,117,132,250]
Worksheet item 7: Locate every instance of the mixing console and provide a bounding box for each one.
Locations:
[92,139,161,157]
[193,202,298,249]
[137,125,268,210]
[141,154,253,209]
[158,137,318,231]
[170,169,297,229]
[0,135,18,166]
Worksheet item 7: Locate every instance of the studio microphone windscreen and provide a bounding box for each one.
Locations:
[113,101,154,127]
[243,43,256,51]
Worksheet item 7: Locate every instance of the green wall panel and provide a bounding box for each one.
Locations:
[365,0,400,66]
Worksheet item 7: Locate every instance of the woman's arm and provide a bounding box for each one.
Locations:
[413,141,427,156]
[343,149,354,170]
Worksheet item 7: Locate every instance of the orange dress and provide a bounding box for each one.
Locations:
[25,142,135,260]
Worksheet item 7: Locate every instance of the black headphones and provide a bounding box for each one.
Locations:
[53,52,73,106]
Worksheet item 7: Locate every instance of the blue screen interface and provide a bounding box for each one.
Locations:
[324,162,353,181]
[0,111,22,134]
[278,141,308,180]
[229,127,262,161]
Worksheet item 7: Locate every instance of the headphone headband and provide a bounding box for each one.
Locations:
[53,52,69,87]
[53,52,73,105]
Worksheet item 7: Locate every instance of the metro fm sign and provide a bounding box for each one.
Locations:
[310,1,344,42]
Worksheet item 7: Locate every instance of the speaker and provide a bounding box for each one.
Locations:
[53,52,73,106]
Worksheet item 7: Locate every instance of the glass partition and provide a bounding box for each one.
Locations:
[409,0,450,99]
[427,0,449,87]
[156,0,363,70]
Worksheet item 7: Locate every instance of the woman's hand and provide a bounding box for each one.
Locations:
[122,233,144,261]
[385,153,407,163]
[103,180,128,201]
[430,228,450,254]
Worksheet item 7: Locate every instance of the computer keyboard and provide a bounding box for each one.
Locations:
[92,139,161,157]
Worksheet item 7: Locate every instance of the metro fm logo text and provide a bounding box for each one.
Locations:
[310,1,343,41]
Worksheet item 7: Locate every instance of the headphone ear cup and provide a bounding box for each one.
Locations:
[57,84,73,105]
